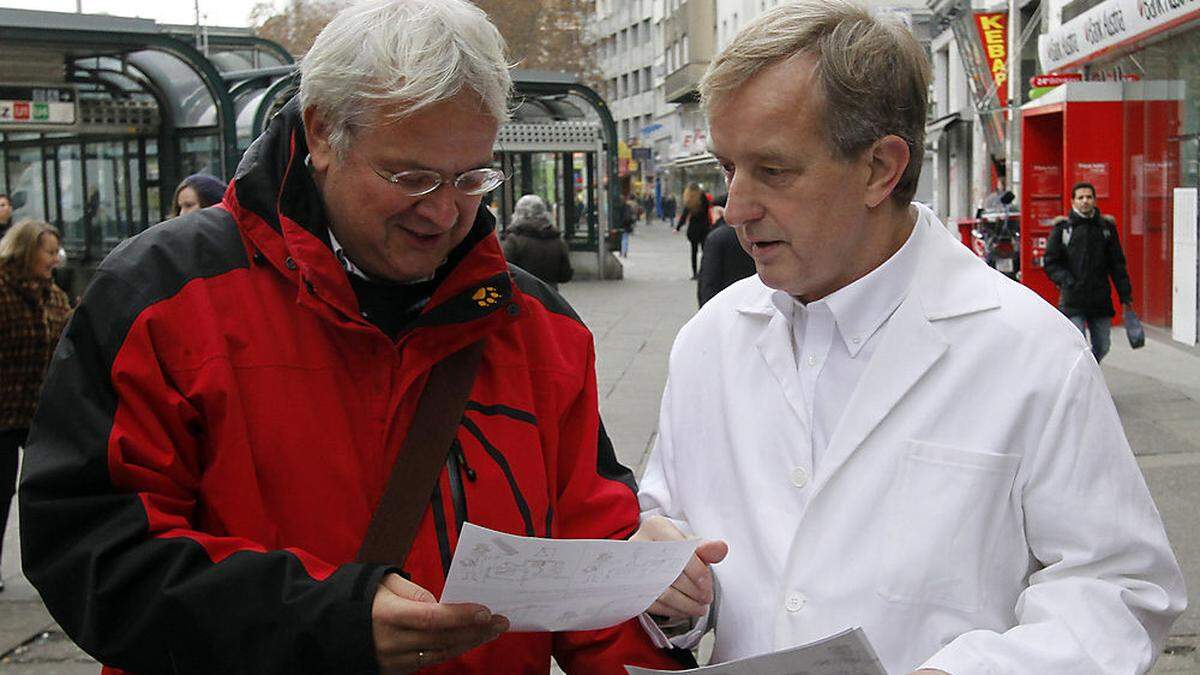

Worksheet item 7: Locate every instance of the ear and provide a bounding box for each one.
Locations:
[863,134,910,209]
[302,106,336,174]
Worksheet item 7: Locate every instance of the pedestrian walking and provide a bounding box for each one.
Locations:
[621,194,641,257]
[501,194,573,289]
[634,3,1183,673]
[696,195,756,307]
[675,183,711,279]
[18,1,692,672]
[1043,181,1134,362]
[0,220,70,594]
[663,193,677,225]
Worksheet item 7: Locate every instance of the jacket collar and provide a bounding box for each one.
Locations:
[223,97,517,351]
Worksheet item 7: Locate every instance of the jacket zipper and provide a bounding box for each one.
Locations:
[446,440,473,535]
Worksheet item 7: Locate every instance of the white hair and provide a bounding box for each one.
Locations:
[513,194,549,221]
[299,0,512,156]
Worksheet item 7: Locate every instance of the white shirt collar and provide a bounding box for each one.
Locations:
[327,228,371,280]
[769,210,923,358]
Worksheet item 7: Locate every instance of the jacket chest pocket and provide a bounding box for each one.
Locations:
[876,440,1020,612]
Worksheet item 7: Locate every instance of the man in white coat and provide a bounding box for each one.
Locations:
[632,2,1186,673]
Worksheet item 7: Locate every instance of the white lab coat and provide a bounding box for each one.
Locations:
[639,206,1185,674]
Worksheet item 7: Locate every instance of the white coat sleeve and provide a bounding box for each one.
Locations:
[921,349,1186,675]
[636,377,714,650]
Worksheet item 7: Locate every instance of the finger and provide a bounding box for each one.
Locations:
[667,571,711,606]
[695,539,728,565]
[380,596,498,633]
[381,574,437,604]
[679,554,714,596]
[651,585,710,618]
[375,612,508,666]
[634,516,685,542]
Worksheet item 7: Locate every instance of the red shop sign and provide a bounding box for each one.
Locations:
[1029,73,1082,88]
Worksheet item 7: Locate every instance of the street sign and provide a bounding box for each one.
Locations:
[1029,73,1083,88]
[0,85,77,126]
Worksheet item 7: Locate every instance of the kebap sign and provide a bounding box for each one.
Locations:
[0,86,77,126]
[1039,0,1200,72]
[975,13,1009,101]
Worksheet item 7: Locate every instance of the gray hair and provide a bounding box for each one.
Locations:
[513,194,550,222]
[700,0,930,204]
[299,0,513,156]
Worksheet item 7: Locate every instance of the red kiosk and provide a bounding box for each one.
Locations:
[1020,81,1182,327]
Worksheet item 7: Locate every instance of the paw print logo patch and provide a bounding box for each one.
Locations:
[472,286,502,308]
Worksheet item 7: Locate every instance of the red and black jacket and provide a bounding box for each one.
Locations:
[19,99,687,674]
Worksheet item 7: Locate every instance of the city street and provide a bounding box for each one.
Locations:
[2,220,1198,672]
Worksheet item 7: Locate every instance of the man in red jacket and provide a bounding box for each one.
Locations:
[18,1,690,673]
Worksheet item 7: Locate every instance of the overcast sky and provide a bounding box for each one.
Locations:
[0,0,263,27]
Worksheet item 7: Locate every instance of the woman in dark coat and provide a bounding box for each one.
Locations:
[0,220,71,591]
[675,183,711,279]
[501,194,574,289]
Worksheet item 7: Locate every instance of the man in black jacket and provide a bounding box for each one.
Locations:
[1043,181,1133,362]
[697,195,755,307]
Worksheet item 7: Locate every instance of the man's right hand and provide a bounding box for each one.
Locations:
[371,573,508,673]
[633,516,728,619]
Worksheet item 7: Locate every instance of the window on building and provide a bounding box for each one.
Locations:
[631,70,640,95]
[642,19,651,43]
[682,34,689,64]
[674,40,681,69]
[631,23,638,44]
[620,73,628,98]
[643,66,652,91]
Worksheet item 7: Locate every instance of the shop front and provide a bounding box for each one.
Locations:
[1030,0,1200,334]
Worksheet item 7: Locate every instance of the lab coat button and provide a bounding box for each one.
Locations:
[790,466,809,488]
[807,355,817,366]
[785,591,806,612]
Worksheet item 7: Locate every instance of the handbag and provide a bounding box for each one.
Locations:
[356,341,485,565]
[1125,309,1146,350]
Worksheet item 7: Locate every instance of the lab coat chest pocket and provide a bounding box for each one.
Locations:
[877,440,1021,612]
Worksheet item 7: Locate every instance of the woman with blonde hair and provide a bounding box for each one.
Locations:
[0,220,71,591]
[674,182,712,278]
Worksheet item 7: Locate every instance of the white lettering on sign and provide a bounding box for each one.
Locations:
[1039,0,1200,72]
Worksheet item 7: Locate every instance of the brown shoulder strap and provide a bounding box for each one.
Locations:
[356,341,485,566]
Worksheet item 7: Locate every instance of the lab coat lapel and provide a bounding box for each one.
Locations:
[808,219,958,499]
[810,298,947,497]
[753,308,812,431]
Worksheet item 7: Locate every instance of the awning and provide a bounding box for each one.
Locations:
[669,153,718,169]
[925,112,962,147]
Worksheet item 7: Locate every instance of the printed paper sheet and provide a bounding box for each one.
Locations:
[624,627,887,675]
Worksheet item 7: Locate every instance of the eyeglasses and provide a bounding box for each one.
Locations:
[369,164,506,197]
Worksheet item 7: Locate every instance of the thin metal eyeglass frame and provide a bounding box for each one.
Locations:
[368,164,507,197]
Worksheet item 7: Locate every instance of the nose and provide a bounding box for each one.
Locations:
[722,174,761,227]
[412,183,461,231]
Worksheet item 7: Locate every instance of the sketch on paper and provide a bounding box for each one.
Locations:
[440,523,697,632]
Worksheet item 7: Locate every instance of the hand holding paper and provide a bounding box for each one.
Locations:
[631,516,728,618]
[440,523,698,632]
